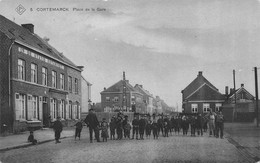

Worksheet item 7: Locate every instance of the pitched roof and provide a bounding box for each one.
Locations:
[182,71,219,99]
[134,84,153,97]
[101,80,141,94]
[187,83,226,101]
[228,86,254,100]
[0,15,79,70]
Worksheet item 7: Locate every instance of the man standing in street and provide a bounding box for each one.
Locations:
[205,109,217,137]
[84,109,100,143]
[53,116,63,144]
[132,114,139,140]
[215,111,225,139]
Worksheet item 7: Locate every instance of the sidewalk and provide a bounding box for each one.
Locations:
[224,122,260,162]
[0,127,76,152]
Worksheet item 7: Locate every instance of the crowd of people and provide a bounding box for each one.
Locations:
[82,108,225,143]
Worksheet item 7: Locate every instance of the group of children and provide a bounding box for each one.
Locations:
[27,110,223,145]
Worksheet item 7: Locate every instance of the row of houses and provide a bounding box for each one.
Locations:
[100,72,172,115]
[182,71,256,122]
[0,15,92,133]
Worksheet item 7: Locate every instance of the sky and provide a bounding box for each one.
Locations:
[1,0,260,111]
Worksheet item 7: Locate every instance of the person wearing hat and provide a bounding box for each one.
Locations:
[53,116,63,143]
[84,108,100,143]
[109,115,117,140]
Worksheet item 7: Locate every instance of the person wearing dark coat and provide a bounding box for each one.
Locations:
[123,115,128,138]
[109,116,117,140]
[176,116,182,135]
[116,114,123,140]
[74,119,83,140]
[196,114,204,136]
[139,116,146,140]
[27,131,37,145]
[101,118,109,142]
[151,115,159,139]
[132,116,139,139]
[163,116,170,137]
[190,116,196,137]
[157,115,164,136]
[53,116,63,143]
[145,119,152,139]
[215,111,225,139]
[182,116,188,136]
[84,109,100,143]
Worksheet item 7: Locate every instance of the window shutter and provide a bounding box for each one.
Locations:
[50,98,53,120]
[39,96,43,120]
[65,101,69,119]
[78,105,81,119]
[27,95,33,120]
[15,93,20,120]
[73,105,77,119]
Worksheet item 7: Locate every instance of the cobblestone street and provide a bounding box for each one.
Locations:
[0,132,249,163]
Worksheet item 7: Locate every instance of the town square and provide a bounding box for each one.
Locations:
[0,0,260,162]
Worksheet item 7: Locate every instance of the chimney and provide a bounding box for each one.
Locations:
[123,71,125,81]
[225,86,229,95]
[104,87,106,91]
[21,24,34,33]
[140,85,143,88]
[198,71,203,76]
[241,84,244,87]
[230,88,234,94]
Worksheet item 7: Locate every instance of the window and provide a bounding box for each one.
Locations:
[203,103,210,113]
[114,97,119,102]
[51,99,57,119]
[75,78,78,94]
[69,101,72,119]
[52,71,57,88]
[68,76,72,93]
[75,102,80,119]
[31,63,37,83]
[15,93,26,120]
[191,104,198,113]
[32,96,38,119]
[42,67,48,86]
[215,103,222,112]
[18,59,25,80]
[60,74,65,90]
[106,97,110,102]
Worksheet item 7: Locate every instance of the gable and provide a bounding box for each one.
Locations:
[182,73,218,99]
[187,84,225,101]
[229,87,254,101]
[101,80,137,93]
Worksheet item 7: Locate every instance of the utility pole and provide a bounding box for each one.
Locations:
[233,70,236,122]
[122,71,127,112]
[254,67,259,127]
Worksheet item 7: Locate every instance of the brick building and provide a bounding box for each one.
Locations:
[181,71,226,114]
[0,15,82,133]
[100,76,144,113]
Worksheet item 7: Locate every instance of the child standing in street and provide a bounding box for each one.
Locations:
[74,119,83,140]
[101,118,109,142]
[124,120,132,139]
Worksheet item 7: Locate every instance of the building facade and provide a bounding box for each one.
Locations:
[134,84,154,114]
[100,79,144,113]
[181,71,226,114]
[222,84,255,122]
[0,15,82,133]
[81,76,92,114]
